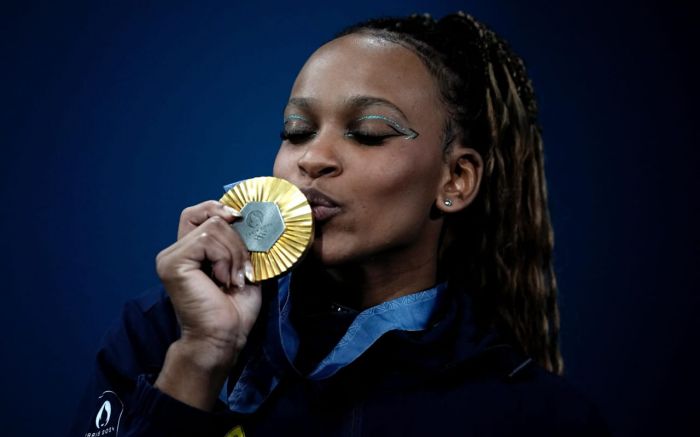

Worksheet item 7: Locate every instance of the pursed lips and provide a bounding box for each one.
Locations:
[300,188,342,222]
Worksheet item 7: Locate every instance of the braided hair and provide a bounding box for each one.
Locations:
[338,12,563,374]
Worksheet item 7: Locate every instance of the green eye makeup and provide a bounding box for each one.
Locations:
[284,114,309,123]
[281,113,419,145]
[355,115,419,139]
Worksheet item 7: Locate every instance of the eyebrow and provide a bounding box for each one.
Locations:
[285,95,410,121]
[286,97,315,110]
[344,95,409,121]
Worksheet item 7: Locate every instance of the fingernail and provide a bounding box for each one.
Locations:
[236,271,245,288]
[244,261,255,282]
[223,205,241,218]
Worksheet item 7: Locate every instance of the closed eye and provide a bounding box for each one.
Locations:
[280,129,316,144]
[355,115,419,140]
[344,131,398,146]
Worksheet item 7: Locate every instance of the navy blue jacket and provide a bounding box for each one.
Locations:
[70,281,609,437]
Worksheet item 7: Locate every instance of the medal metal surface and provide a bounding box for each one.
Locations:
[232,202,285,252]
[220,177,314,282]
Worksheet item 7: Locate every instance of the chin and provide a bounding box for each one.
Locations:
[310,246,346,267]
[309,238,358,267]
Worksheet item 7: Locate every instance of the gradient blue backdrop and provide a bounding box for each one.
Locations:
[2,1,697,436]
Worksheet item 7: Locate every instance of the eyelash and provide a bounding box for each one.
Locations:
[345,131,395,146]
[279,129,315,144]
[279,128,396,146]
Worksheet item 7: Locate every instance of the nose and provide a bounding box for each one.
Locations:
[297,137,342,179]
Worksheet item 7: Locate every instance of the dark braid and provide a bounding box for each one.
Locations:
[338,12,563,374]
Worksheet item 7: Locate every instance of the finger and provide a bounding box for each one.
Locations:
[158,216,237,285]
[158,225,233,286]
[205,215,251,288]
[229,283,263,332]
[158,203,239,262]
[161,215,251,288]
[192,217,242,287]
[195,216,251,288]
[178,200,241,240]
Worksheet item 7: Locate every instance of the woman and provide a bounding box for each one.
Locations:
[71,12,608,436]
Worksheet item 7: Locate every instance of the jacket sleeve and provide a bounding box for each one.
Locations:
[67,287,232,437]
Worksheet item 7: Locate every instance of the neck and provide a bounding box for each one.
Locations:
[299,246,439,310]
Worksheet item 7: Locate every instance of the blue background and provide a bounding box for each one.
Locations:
[1,1,697,435]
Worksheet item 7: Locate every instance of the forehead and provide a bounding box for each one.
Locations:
[289,33,440,117]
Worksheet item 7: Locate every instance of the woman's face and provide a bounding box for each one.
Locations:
[273,33,450,268]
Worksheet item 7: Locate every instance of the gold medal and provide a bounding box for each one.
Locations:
[220,177,314,282]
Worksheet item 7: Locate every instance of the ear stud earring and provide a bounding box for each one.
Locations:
[443,199,453,207]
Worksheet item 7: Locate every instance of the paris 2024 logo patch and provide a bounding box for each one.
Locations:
[84,391,123,437]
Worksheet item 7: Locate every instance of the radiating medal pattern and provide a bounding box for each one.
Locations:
[220,177,314,282]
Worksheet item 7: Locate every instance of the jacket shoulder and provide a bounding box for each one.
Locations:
[486,348,611,436]
[97,286,180,381]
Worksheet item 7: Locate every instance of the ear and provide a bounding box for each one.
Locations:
[435,145,483,214]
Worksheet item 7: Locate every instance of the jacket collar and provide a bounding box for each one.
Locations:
[223,274,518,414]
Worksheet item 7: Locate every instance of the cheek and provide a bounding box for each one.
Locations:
[272,146,294,179]
[372,148,441,201]
[355,150,441,222]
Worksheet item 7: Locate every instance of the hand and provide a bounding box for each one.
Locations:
[154,200,263,410]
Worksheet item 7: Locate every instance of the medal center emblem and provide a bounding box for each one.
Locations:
[233,201,285,252]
